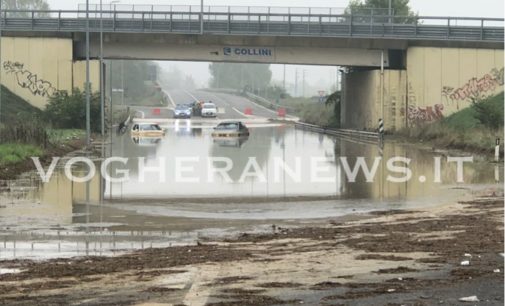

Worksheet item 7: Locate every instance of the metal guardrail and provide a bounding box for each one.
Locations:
[295,122,379,142]
[0,8,502,42]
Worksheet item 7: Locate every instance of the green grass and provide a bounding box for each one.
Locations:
[281,97,339,127]
[0,144,43,166]
[400,92,504,153]
[48,129,86,144]
[442,92,504,130]
[0,85,41,126]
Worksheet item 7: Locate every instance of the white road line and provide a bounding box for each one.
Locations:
[163,90,176,108]
[183,89,200,102]
[204,92,248,118]
[232,107,259,119]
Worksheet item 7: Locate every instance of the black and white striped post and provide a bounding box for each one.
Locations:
[378,118,384,145]
[495,138,500,162]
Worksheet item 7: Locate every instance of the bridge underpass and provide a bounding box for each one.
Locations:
[0,6,503,130]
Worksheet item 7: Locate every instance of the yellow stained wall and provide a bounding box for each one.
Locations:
[406,47,504,127]
[343,47,503,131]
[1,37,73,109]
[1,37,100,109]
[72,60,101,93]
[343,69,407,131]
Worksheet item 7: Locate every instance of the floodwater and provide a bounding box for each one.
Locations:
[0,122,501,260]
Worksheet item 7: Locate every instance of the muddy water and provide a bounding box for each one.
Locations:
[0,123,501,259]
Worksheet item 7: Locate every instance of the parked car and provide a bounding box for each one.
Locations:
[173,104,192,118]
[211,121,250,138]
[131,123,165,137]
[201,102,217,117]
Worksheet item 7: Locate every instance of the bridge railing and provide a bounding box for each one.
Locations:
[0,9,503,42]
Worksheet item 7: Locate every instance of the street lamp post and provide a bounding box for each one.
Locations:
[100,0,105,137]
[200,0,204,34]
[388,0,392,23]
[85,0,91,147]
[0,0,2,127]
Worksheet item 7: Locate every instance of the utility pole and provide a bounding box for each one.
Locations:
[100,0,105,137]
[85,0,91,147]
[283,64,286,91]
[302,69,306,97]
[294,69,299,97]
[0,0,2,127]
[388,0,392,23]
[121,60,124,106]
[200,0,204,34]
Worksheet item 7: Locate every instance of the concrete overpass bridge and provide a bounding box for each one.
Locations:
[0,6,503,129]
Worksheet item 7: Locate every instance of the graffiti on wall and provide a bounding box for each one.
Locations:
[407,104,444,126]
[445,68,504,102]
[3,61,57,97]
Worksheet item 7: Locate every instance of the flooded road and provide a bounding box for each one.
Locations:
[0,122,501,260]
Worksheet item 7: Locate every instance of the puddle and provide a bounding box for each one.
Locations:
[0,124,502,260]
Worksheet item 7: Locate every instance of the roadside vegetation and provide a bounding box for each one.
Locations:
[399,92,504,153]
[280,96,340,127]
[43,89,102,132]
[0,86,92,179]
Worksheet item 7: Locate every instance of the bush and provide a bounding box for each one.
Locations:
[399,91,504,153]
[471,92,504,130]
[43,89,101,132]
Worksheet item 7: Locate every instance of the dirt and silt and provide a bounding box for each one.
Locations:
[0,186,503,306]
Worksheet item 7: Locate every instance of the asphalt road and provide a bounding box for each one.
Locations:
[130,89,278,121]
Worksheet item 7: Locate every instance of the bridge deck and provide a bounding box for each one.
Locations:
[0,9,503,43]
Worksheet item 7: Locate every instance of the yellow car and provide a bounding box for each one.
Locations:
[131,123,165,137]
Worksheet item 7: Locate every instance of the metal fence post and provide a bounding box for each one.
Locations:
[447,18,450,39]
[349,14,353,36]
[113,5,116,31]
[481,19,484,40]
[169,12,173,32]
[267,7,270,33]
[319,15,322,35]
[370,9,373,34]
[227,6,230,33]
[414,16,418,37]
[288,10,291,35]
[308,7,311,34]
[141,12,145,31]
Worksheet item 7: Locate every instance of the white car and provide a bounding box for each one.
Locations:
[201,102,217,117]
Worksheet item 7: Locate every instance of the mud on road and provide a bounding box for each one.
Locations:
[0,192,503,305]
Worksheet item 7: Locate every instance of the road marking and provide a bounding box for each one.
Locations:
[163,90,176,108]
[232,107,259,119]
[203,92,248,118]
[183,90,200,102]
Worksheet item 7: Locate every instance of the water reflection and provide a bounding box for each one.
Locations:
[0,123,502,260]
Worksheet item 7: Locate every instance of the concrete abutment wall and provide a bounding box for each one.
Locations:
[1,37,99,109]
[342,47,504,131]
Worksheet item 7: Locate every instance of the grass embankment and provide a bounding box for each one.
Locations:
[399,92,504,154]
[0,86,86,179]
[0,145,43,166]
[280,97,339,127]
[0,85,41,125]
